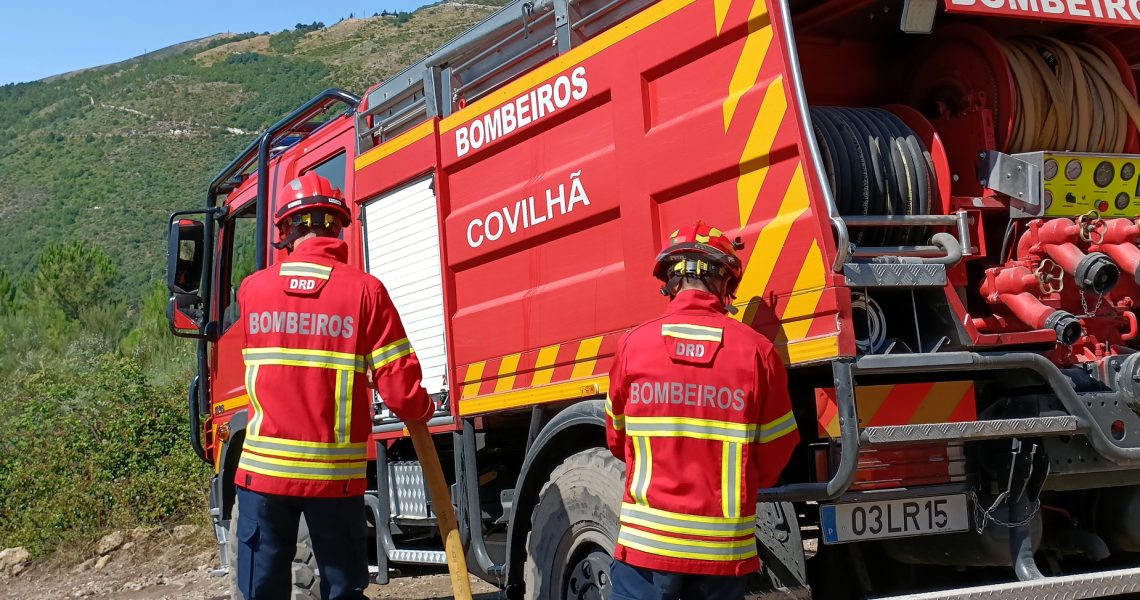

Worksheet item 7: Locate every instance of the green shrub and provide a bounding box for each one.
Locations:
[0,242,203,556]
[0,355,206,555]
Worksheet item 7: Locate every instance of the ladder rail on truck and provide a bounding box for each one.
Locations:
[164,0,1140,598]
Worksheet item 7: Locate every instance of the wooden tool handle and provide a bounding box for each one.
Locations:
[407,420,474,600]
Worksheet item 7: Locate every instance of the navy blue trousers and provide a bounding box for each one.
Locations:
[610,560,748,600]
[236,487,369,600]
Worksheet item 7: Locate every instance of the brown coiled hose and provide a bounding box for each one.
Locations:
[1004,37,1140,153]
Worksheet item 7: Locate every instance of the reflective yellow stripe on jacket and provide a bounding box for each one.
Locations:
[630,436,653,505]
[240,432,367,482]
[237,452,367,481]
[618,516,756,562]
[368,337,415,370]
[660,323,723,342]
[333,369,354,444]
[244,434,367,461]
[760,410,797,443]
[620,503,753,538]
[606,394,624,430]
[279,262,332,280]
[243,347,366,372]
[721,441,744,518]
[624,416,757,443]
[246,364,264,437]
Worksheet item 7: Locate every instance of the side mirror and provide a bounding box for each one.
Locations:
[168,219,204,295]
[166,217,208,338]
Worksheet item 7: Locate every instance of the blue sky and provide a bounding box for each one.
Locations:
[0,1,433,85]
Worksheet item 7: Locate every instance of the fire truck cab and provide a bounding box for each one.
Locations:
[167,0,1140,598]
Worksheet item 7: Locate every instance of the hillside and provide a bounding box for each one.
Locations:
[0,1,504,296]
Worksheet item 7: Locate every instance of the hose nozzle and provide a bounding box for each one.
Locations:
[1044,310,1082,345]
[1074,252,1119,294]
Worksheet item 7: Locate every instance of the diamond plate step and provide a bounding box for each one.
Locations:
[875,566,1140,600]
[844,263,947,287]
[387,549,448,565]
[861,416,1079,445]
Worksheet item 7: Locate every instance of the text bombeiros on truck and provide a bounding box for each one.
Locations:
[453,66,589,157]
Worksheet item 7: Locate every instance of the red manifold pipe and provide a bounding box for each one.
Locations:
[1017,218,1119,294]
[981,265,1083,344]
[1092,218,1140,285]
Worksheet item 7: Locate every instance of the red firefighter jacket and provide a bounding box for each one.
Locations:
[606,289,800,576]
[235,237,434,498]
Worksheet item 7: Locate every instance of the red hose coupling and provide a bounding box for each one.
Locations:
[981,265,1082,344]
[1018,218,1119,294]
[1092,218,1140,285]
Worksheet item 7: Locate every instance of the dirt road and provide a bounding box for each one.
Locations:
[0,530,501,600]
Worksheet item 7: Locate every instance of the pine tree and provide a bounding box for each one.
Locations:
[0,268,16,315]
[27,241,118,321]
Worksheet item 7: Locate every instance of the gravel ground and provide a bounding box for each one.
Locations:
[0,529,501,600]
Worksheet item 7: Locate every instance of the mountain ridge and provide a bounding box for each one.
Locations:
[40,33,241,84]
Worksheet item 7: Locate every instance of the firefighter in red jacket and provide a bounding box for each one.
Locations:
[234,172,434,600]
[605,222,800,600]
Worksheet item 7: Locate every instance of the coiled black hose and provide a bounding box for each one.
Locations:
[810,107,935,247]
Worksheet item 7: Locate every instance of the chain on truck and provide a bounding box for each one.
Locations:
[164,0,1140,598]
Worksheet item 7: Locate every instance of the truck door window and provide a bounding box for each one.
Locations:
[219,201,257,333]
[306,152,347,194]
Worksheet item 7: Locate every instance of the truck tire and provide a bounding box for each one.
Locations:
[756,501,808,590]
[227,494,321,600]
[523,448,625,600]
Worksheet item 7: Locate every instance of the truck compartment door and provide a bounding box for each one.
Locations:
[362,175,451,425]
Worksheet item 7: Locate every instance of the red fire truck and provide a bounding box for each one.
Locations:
[167,0,1140,597]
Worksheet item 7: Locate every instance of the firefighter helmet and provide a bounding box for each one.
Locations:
[654,221,744,302]
[274,172,351,249]
[274,171,351,228]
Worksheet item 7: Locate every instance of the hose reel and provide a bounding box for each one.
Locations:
[909,25,1140,154]
[811,106,937,247]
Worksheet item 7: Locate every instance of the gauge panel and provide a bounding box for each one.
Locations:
[1042,153,1140,218]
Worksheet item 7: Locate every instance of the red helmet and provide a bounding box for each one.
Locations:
[274,171,351,229]
[654,221,744,300]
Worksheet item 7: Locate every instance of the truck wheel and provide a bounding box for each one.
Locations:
[756,501,808,590]
[227,494,322,600]
[523,448,624,600]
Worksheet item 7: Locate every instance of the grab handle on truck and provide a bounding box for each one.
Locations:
[758,360,860,503]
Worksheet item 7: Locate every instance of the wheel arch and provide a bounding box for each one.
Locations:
[503,398,610,592]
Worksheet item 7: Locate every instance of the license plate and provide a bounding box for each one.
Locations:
[820,494,969,544]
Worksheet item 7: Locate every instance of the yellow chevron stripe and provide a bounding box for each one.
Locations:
[530,344,561,387]
[571,336,604,379]
[734,163,810,310]
[459,376,608,416]
[495,353,522,393]
[777,240,827,342]
[462,361,486,399]
[714,0,733,35]
[736,77,787,225]
[722,3,773,132]
[854,384,893,425]
[909,382,975,424]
